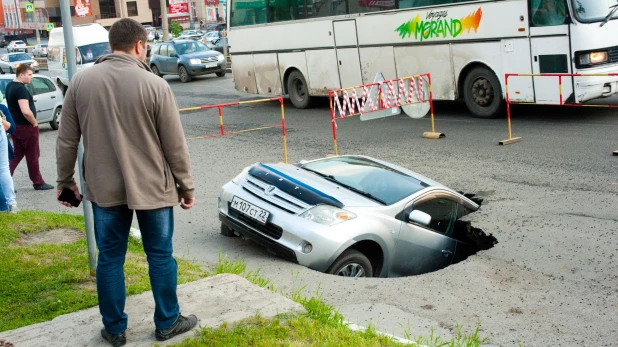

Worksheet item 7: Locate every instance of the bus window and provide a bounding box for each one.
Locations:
[530,0,568,26]
[268,0,304,22]
[230,0,267,27]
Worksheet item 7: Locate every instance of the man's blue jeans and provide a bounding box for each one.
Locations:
[92,204,180,334]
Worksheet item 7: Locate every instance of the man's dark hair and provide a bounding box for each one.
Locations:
[15,64,33,76]
[108,18,148,52]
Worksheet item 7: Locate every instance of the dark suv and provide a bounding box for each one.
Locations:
[0,35,20,48]
[149,40,226,82]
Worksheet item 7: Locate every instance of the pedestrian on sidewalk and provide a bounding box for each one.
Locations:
[56,18,197,347]
[6,64,54,191]
[0,92,18,212]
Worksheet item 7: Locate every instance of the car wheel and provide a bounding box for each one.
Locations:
[151,64,163,77]
[49,107,61,130]
[463,66,504,118]
[9,67,13,74]
[178,65,192,83]
[216,70,226,78]
[220,222,237,237]
[326,249,373,278]
[287,70,313,109]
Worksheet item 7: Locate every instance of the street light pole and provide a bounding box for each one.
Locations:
[161,0,169,40]
[60,0,98,279]
[30,0,41,45]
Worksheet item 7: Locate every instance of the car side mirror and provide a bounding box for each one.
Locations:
[408,210,431,226]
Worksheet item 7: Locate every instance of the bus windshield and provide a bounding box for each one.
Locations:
[571,0,618,22]
[78,42,111,64]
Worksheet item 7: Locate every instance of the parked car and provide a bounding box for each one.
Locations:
[206,38,230,54]
[0,53,40,73]
[149,40,226,82]
[218,155,495,278]
[7,40,27,52]
[206,23,226,32]
[0,73,64,130]
[177,34,204,43]
[180,30,202,36]
[0,35,20,48]
[32,44,48,57]
[203,31,220,43]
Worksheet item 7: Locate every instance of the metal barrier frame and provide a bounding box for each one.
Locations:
[503,73,618,146]
[179,97,288,163]
[328,73,443,156]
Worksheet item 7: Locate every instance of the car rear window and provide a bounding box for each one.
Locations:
[14,41,24,44]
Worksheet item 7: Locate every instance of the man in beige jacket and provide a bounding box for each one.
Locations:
[56,19,197,346]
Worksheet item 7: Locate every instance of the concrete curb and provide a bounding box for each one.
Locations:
[0,274,305,347]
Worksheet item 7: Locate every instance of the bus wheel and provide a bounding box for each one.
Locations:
[463,67,503,118]
[287,70,313,109]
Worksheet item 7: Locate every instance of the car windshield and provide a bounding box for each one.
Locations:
[300,157,427,205]
[78,42,111,64]
[174,41,211,55]
[9,53,30,62]
[571,0,618,22]
[41,44,47,48]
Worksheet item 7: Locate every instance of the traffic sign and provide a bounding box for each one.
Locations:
[25,3,34,12]
[46,23,54,31]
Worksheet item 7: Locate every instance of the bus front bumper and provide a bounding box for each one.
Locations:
[574,65,618,103]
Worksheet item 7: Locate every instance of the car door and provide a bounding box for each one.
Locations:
[166,44,179,74]
[29,77,57,122]
[390,195,458,277]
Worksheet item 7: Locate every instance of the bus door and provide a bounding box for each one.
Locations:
[333,20,363,89]
[529,0,574,104]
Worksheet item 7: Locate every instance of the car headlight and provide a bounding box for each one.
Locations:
[32,61,39,67]
[579,51,608,66]
[217,54,225,62]
[300,205,356,226]
[15,63,20,67]
[189,58,201,65]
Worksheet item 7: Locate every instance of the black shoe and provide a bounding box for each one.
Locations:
[155,314,198,341]
[34,183,54,190]
[101,329,126,347]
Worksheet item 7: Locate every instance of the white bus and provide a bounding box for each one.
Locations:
[226,0,618,118]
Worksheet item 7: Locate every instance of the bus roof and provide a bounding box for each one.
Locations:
[48,24,109,47]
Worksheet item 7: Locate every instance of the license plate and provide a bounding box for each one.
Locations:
[205,62,217,68]
[230,196,270,224]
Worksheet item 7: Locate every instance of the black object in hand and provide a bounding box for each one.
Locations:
[58,187,83,207]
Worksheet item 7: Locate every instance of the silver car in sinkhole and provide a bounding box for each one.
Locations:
[218,155,494,278]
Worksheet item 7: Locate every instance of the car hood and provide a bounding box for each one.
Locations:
[181,51,220,59]
[248,163,381,208]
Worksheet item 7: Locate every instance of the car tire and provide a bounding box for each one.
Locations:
[287,70,313,109]
[49,107,61,130]
[220,222,237,237]
[178,65,192,83]
[326,249,373,277]
[463,66,504,118]
[9,67,13,74]
[151,64,163,77]
[216,70,226,78]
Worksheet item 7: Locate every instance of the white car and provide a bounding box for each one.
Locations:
[203,31,220,43]
[32,44,48,57]
[0,74,64,130]
[7,40,27,53]
[0,53,39,73]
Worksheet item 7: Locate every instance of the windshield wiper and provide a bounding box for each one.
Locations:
[300,167,387,205]
[601,4,618,27]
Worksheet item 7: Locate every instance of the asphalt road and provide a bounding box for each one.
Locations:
[13,72,618,346]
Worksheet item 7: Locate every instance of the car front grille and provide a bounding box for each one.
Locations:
[228,204,283,240]
[200,56,218,63]
[609,46,618,64]
[241,175,311,214]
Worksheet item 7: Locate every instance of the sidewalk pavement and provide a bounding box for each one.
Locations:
[0,274,305,347]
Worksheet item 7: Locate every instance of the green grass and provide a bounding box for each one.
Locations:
[170,256,490,347]
[0,211,207,332]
